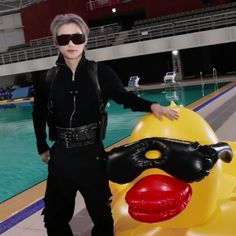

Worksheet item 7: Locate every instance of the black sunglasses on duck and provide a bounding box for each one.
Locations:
[56,33,86,46]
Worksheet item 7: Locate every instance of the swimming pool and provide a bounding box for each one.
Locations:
[0,83,226,203]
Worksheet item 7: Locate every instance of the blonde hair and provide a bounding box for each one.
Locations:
[50,13,90,44]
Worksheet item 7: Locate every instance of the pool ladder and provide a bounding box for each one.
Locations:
[200,71,205,96]
[213,68,218,90]
[200,68,218,96]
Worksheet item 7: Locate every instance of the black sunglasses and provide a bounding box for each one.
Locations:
[56,33,86,46]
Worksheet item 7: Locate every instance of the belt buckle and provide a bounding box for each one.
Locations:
[64,130,73,148]
[64,130,83,148]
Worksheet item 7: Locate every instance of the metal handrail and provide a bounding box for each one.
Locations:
[85,0,120,11]
[0,10,236,65]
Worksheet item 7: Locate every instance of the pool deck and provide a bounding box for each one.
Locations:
[1,75,236,236]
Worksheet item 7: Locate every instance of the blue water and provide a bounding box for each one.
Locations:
[0,107,47,202]
[0,83,226,202]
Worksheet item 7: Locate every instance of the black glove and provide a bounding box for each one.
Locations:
[106,137,232,184]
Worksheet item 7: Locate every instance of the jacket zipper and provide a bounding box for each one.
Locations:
[69,72,76,127]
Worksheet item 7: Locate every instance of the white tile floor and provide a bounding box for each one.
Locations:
[1,193,91,236]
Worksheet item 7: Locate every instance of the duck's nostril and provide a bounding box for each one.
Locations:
[145,150,161,159]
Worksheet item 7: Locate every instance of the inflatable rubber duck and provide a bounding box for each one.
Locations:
[107,102,236,236]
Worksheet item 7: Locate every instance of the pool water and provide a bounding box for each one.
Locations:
[0,83,226,202]
[0,108,46,203]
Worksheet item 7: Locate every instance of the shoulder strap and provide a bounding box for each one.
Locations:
[86,61,105,113]
[45,66,59,112]
[87,61,107,140]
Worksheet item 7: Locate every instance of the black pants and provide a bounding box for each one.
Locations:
[43,144,114,236]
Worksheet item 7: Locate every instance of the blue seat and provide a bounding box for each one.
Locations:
[11,87,31,99]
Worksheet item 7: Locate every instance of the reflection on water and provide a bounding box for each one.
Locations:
[164,85,184,104]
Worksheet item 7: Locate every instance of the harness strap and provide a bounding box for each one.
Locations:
[45,66,59,113]
[87,61,107,140]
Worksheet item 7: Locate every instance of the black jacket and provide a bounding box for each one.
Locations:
[32,55,153,154]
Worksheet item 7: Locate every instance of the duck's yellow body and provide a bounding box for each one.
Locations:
[110,103,236,236]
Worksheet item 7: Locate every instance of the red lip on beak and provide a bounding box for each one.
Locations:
[125,174,192,223]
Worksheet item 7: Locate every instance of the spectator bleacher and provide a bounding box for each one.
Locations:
[0,2,236,65]
[132,2,236,29]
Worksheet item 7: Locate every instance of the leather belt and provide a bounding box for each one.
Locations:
[56,123,99,148]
